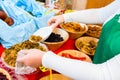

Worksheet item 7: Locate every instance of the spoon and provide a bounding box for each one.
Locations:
[30,25,55,42]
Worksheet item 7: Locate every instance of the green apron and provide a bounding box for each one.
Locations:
[93,14,120,64]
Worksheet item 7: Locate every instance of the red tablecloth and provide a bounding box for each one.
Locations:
[0,39,75,80]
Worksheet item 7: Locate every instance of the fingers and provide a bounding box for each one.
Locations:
[16,52,34,66]
[49,14,65,27]
[16,49,44,65]
[48,17,56,26]
[48,19,60,28]
[16,49,32,64]
[16,56,26,63]
[19,49,29,55]
[52,23,59,28]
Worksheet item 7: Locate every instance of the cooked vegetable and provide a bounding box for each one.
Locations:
[61,22,85,32]
[3,40,47,67]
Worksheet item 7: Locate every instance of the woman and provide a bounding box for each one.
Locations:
[17,0,120,80]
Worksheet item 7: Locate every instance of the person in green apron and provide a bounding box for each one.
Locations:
[16,0,120,80]
[93,14,120,64]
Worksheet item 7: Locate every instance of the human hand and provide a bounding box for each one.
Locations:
[48,15,64,27]
[16,49,45,68]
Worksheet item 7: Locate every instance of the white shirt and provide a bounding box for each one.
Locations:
[42,51,120,80]
[63,0,120,24]
[42,0,120,80]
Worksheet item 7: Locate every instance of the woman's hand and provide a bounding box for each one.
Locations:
[16,49,45,68]
[48,15,64,27]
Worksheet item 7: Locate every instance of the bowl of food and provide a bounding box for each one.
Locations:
[75,36,99,56]
[60,22,88,39]
[40,73,72,80]
[85,24,102,38]
[42,28,69,51]
[1,40,48,69]
[58,50,92,62]
[0,68,12,80]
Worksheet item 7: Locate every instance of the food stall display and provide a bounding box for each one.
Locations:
[0,0,103,80]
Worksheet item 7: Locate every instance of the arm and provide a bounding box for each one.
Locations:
[42,51,120,80]
[48,0,120,27]
[63,0,120,24]
[16,49,120,80]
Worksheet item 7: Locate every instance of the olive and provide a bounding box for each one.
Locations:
[45,33,64,42]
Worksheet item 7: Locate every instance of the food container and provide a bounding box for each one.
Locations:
[0,68,12,80]
[1,41,48,69]
[75,36,99,56]
[42,28,69,51]
[85,24,102,38]
[58,50,92,62]
[39,73,72,80]
[53,0,66,10]
[60,22,88,39]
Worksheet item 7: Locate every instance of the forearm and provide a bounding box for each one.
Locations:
[42,51,120,80]
[63,9,103,24]
[42,51,101,80]
[63,0,120,24]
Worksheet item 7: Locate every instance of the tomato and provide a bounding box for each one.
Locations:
[61,53,86,61]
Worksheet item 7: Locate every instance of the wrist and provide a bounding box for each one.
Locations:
[42,51,55,66]
[61,15,64,22]
[39,51,54,72]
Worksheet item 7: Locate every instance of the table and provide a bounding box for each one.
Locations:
[0,39,75,80]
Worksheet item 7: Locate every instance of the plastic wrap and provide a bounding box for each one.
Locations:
[15,51,36,75]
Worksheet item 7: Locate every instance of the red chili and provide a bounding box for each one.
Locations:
[61,53,86,61]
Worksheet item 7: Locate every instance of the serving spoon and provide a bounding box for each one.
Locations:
[29,25,55,42]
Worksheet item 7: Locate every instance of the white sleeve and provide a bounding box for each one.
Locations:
[42,51,120,80]
[63,0,120,24]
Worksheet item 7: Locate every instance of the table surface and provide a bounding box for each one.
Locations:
[0,39,75,80]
